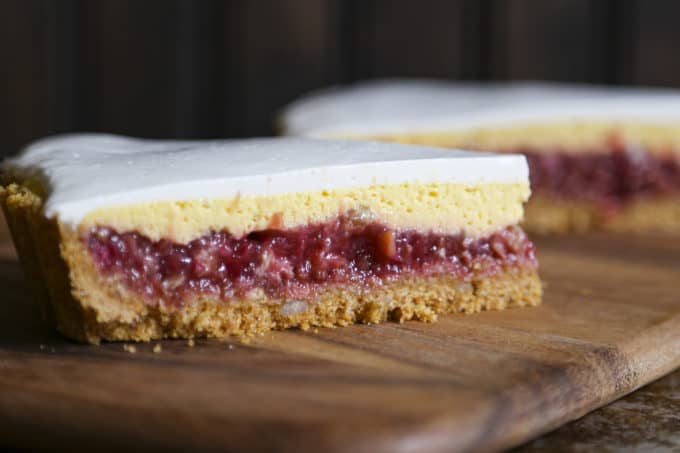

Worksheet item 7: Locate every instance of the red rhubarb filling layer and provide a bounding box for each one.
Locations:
[86,216,537,306]
[522,145,680,214]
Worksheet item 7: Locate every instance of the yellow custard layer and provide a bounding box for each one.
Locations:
[363,122,680,154]
[77,182,530,243]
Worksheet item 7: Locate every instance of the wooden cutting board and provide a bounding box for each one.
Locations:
[1,233,679,452]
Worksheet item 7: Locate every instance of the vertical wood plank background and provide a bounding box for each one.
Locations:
[1,0,679,157]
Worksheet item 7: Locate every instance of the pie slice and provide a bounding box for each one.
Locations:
[1,134,541,343]
[280,79,680,233]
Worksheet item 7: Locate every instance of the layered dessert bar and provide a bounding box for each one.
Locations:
[281,80,680,233]
[1,134,541,343]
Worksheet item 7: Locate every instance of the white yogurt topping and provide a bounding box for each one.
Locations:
[3,134,528,225]
[280,79,680,137]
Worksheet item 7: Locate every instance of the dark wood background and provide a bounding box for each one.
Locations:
[2,0,680,157]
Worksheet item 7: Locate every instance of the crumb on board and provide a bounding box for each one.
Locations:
[187,338,195,348]
[153,343,162,354]
[123,344,137,354]
[228,344,234,350]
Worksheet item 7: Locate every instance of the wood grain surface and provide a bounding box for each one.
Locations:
[0,233,679,452]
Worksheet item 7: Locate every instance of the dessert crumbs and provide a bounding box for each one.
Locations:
[187,338,195,348]
[153,343,162,353]
[123,344,137,354]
